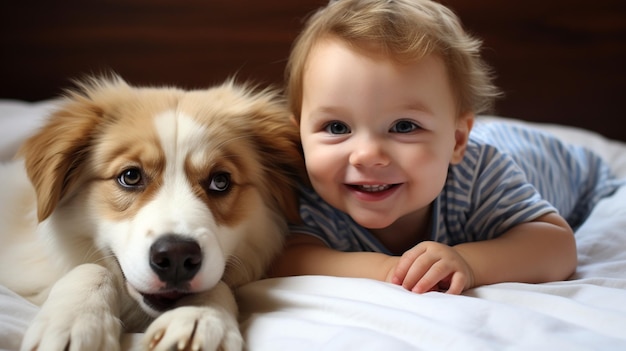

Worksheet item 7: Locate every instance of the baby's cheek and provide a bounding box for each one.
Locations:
[304,153,332,180]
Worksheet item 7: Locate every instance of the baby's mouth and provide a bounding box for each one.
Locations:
[351,184,397,192]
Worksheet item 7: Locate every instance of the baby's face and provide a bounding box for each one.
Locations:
[299,37,471,230]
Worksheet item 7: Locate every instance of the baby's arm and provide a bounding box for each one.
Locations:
[453,212,577,287]
[270,212,576,294]
[269,233,399,282]
[393,212,577,293]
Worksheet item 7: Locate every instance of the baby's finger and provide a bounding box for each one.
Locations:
[445,271,467,295]
[412,260,452,293]
[392,246,426,284]
[401,256,434,291]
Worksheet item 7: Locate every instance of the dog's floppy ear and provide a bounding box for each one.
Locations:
[17,88,106,222]
[252,108,306,225]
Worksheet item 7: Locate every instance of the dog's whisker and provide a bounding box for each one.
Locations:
[225,255,252,283]
[82,246,104,263]
[92,252,116,265]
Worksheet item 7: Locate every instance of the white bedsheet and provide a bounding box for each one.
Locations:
[1,100,625,350]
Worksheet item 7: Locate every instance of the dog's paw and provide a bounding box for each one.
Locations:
[144,306,243,351]
[20,306,121,351]
[20,264,122,351]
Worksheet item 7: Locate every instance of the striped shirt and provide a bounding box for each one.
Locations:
[290,121,623,255]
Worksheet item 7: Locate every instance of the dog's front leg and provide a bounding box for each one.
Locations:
[20,263,122,351]
[143,281,243,351]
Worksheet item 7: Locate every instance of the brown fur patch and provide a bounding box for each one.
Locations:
[18,76,305,228]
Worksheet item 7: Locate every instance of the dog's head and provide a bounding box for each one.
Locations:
[18,75,304,316]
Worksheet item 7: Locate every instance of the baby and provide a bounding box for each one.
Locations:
[270,0,622,294]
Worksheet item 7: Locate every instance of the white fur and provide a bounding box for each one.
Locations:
[0,78,299,351]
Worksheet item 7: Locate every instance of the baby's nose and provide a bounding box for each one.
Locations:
[348,138,390,167]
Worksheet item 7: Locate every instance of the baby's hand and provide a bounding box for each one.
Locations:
[390,241,474,294]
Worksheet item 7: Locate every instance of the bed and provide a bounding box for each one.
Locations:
[1,0,625,350]
[1,102,626,350]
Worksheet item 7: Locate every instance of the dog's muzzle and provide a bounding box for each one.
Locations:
[141,234,203,311]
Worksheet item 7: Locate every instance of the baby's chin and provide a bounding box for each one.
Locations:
[348,205,431,234]
[347,211,398,230]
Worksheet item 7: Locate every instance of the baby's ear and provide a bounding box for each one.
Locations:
[450,112,474,164]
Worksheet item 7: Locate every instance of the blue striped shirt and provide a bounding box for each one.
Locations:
[290,121,623,255]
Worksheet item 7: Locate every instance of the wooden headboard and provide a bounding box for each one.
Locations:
[1,0,624,140]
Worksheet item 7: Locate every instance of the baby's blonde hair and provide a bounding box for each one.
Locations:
[286,0,500,120]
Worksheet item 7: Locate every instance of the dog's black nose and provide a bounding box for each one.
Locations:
[149,234,202,285]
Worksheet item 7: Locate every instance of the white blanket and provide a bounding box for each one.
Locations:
[1,100,625,350]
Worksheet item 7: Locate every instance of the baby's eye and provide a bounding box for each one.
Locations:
[324,121,351,135]
[390,120,420,133]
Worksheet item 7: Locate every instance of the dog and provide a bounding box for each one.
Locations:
[0,76,304,351]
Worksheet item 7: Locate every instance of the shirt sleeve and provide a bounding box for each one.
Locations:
[293,145,558,250]
[458,144,558,243]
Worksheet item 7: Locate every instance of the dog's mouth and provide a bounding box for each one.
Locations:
[140,290,193,312]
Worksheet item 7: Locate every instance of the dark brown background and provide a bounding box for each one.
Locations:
[1,0,624,140]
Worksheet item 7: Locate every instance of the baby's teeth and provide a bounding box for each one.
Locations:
[359,184,391,192]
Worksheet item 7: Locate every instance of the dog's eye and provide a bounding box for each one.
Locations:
[208,172,231,192]
[118,168,144,188]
